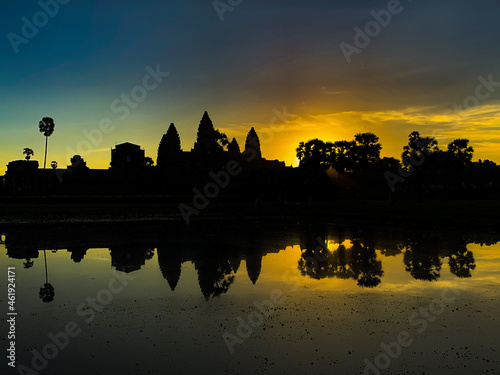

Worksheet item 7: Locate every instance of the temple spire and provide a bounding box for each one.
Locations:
[245,127,262,159]
[157,122,182,168]
[193,111,218,154]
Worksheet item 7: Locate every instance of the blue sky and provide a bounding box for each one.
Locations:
[1,0,500,172]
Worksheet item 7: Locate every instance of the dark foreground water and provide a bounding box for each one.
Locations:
[1,221,499,374]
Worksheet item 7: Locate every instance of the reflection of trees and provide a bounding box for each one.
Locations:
[298,238,384,288]
[23,259,34,268]
[350,240,384,287]
[195,258,237,301]
[39,250,55,303]
[403,246,442,281]
[449,247,476,278]
[329,244,355,280]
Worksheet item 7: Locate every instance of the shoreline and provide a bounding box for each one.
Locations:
[0,199,499,230]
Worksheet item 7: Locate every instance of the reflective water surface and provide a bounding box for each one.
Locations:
[1,221,499,374]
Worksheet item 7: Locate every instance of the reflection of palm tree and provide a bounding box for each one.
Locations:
[39,250,55,303]
[449,248,476,278]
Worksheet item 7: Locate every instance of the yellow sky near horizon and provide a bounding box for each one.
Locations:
[1,103,499,176]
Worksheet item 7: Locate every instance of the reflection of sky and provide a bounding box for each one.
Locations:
[1,240,499,316]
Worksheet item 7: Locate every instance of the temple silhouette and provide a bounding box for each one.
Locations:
[4,111,499,200]
[3,111,298,197]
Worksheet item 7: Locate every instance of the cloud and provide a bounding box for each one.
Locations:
[321,86,347,95]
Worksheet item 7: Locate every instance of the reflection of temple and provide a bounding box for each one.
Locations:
[68,247,88,263]
[110,246,154,273]
[245,253,263,285]
[157,247,182,291]
[2,221,492,299]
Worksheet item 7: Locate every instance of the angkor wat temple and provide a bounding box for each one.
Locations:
[3,112,326,198]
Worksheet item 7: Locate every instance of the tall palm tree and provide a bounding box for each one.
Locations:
[23,148,34,160]
[39,117,55,169]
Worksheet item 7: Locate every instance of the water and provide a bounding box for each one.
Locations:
[1,221,499,374]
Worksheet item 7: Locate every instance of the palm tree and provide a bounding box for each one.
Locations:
[39,250,55,303]
[51,161,58,169]
[352,132,382,170]
[296,138,335,172]
[39,117,55,169]
[332,140,355,181]
[23,148,34,161]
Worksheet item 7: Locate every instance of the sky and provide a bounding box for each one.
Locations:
[1,0,500,174]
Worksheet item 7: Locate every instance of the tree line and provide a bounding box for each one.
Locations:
[296,131,499,196]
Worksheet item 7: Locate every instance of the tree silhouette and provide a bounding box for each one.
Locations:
[23,148,34,161]
[403,247,442,281]
[39,250,55,303]
[196,258,235,300]
[297,237,386,287]
[329,243,356,280]
[351,132,381,170]
[447,138,474,167]
[349,239,384,287]
[51,161,58,169]
[402,131,439,163]
[332,140,355,177]
[449,248,476,278]
[143,156,154,167]
[296,139,335,172]
[38,117,55,169]
[214,129,229,151]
